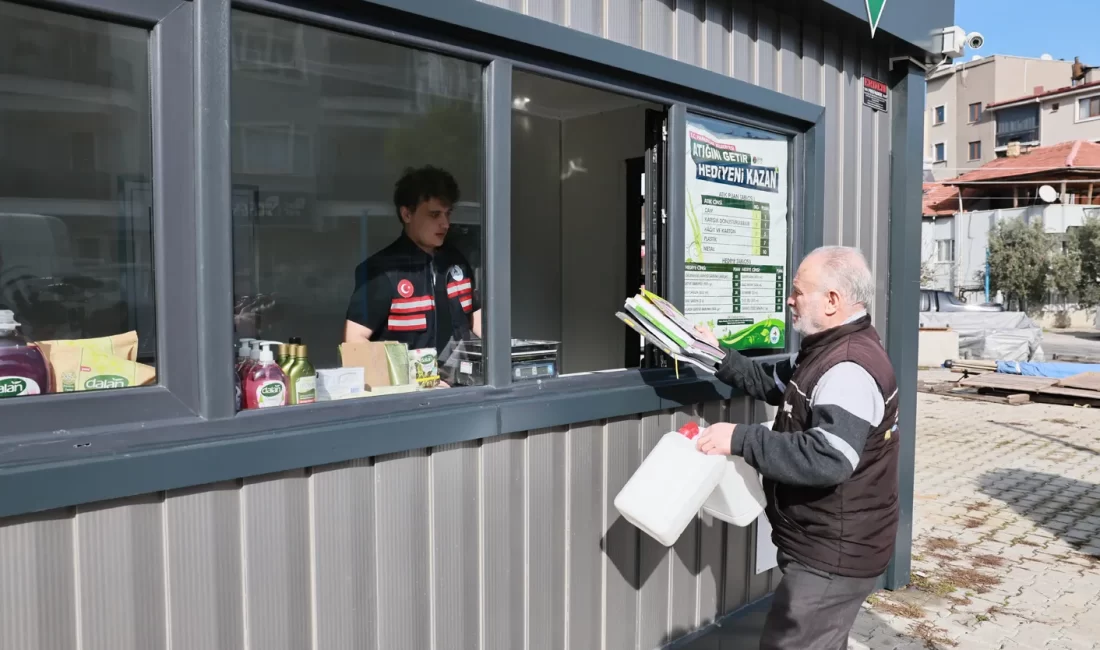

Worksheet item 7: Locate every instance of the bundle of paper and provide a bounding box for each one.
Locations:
[617,290,725,374]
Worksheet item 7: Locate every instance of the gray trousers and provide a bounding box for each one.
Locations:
[759,551,880,650]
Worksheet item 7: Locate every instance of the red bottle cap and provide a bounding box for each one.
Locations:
[678,422,700,440]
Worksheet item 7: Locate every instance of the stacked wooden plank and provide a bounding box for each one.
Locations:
[955,372,1100,407]
[918,369,1100,406]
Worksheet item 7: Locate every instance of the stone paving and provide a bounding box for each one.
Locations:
[850,384,1100,650]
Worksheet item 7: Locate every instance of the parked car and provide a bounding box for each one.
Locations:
[919,289,1004,313]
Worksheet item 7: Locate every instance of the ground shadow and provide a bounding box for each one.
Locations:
[977,466,1100,555]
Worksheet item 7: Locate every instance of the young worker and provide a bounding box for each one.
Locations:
[343,166,482,362]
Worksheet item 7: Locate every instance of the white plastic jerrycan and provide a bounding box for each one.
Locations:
[613,422,726,547]
[701,420,771,526]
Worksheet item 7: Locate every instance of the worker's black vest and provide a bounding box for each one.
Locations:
[768,316,900,578]
[355,235,474,350]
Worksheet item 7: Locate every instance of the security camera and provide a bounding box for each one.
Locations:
[966,32,984,50]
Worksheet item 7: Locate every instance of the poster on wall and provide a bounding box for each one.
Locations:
[683,116,789,351]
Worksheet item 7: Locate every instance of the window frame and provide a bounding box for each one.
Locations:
[968,102,981,124]
[934,142,946,162]
[1078,95,1100,122]
[933,105,946,125]
[0,0,202,434]
[968,140,982,161]
[0,0,827,518]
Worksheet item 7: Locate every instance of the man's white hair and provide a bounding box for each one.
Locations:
[808,246,875,308]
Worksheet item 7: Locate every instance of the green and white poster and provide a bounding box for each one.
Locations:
[684,116,789,351]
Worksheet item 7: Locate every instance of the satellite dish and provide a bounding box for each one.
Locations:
[971,55,983,61]
[1041,53,1054,61]
[1039,184,1059,203]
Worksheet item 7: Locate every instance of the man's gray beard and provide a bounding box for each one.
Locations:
[792,316,822,336]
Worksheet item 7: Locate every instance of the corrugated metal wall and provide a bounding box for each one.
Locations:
[482,0,894,329]
[0,401,778,650]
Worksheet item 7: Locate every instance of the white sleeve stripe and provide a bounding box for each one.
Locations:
[815,427,860,471]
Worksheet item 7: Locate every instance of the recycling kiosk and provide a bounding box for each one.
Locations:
[0,0,947,648]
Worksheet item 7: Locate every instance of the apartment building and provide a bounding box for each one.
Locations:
[926,55,1073,180]
[985,63,1100,151]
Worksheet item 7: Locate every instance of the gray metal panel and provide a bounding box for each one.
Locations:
[567,422,604,650]
[755,6,778,91]
[822,31,842,244]
[779,12,802,99]
[76,496,166,650]
[430,442,481,650]
[526,427,567,650]
[194,0,235,418]
[722,398,754,613]
[643,0,674,58]
[841,40,860,248]
[311,460,377,650]
[802,22,823,110]
[374,450,432,650]
[486,60,513,387]
[569,0,603,37]
[874,57,893,331]
[731,2,755,83]
[677,0,704,67]
[603,416,641,650]
[697,402,728,624]
[241,471,311,650]
[635,411,672,649]
[526,0,564,24]
[164,483,243,650]
[747,520,772,602]
[607,0,642,48]
[0,510,76,650]
[704,0,731,75]
[481,435,526,650]
[859,48,878,278]
[669,407,700,637]
[885,62,926,590]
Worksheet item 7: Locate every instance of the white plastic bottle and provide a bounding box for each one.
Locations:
[613,422,727,546]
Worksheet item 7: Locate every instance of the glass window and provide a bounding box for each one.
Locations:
[934,143,946,162]
[0,1,155,398]
[231,11,485,409]
[936,240,955,262]
[969,102,982,123]
[934,105,946,125]
[1080,96,1100,120]
[968,141,982,161]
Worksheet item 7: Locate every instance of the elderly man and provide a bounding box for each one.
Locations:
[695,246,899,650]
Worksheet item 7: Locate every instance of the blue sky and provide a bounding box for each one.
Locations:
[956,0,1100,65]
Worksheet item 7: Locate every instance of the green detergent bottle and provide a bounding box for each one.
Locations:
[287,344,316,405]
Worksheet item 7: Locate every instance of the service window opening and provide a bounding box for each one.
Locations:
[510,71,663,376]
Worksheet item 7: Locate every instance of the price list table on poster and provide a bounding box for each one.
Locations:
[700,195,770,257]
[684,264,785,316]
[732,266,785,314]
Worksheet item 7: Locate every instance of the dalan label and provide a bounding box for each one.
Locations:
[0,376,40,397]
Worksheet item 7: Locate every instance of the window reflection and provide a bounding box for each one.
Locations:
[231,11,484,407]
[0,1,156,397]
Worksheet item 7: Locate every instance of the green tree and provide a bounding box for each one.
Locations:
[987,218,1052,311]
[1069,216,1100,307]
[1048,244,1081,310]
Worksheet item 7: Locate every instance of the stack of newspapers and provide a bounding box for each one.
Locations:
[617,289,725,374]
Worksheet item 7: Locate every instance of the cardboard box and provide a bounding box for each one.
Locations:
[339,341,393,388]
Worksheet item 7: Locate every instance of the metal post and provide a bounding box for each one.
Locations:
[884,60,925,591]
[484,60,512,388]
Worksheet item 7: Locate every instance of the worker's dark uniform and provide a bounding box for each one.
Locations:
[345,233,479,355]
